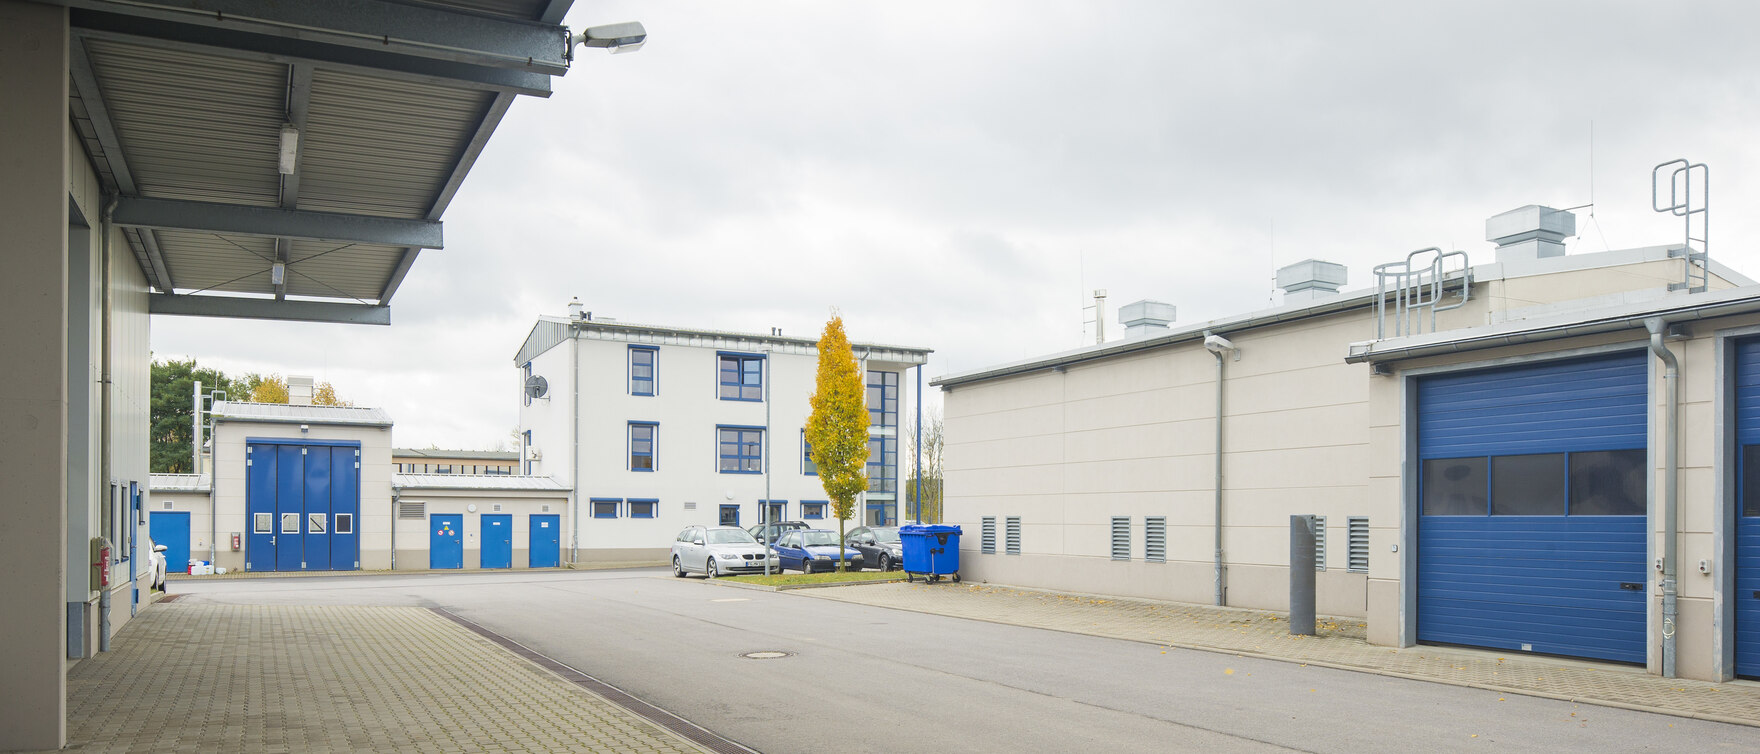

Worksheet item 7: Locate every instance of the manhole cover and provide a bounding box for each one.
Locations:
[741,651,792,660]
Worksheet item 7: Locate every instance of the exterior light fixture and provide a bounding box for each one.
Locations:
[278,124,299,175]
[568,21,647,56]
[271,262,286,285]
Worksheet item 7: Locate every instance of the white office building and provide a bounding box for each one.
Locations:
[515,305,931,565]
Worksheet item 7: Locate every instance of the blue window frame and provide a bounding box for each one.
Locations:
[522,430,532,474]
[867,370,899,428]
[867,436,897,493]
[629,346,656,396]
[718,426,763,474]
[718,352,764,401]
[801,501,827,519]
[629,499,658,518]
[719,504,740,527]
[802,430,817,476]
[591,498,621,518]
[629,422,657,471]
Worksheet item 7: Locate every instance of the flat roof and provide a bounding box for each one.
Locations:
[393,474,568,491]
[516,314,932,366]
[393,448,518,461]
[211,400,393,427]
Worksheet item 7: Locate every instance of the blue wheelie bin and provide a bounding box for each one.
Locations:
[900,524,962,583]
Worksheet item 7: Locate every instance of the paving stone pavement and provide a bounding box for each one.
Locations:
[802,580,1760,727]
[51,602,711,754]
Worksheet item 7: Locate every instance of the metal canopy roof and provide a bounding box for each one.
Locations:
[57,0,579,324]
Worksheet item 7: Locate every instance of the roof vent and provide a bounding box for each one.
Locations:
[1277,259,1348,303]
[287,375,314,405]
[1119,300,1176,339]
[1487,205,1575,263]
[567,298,584,319]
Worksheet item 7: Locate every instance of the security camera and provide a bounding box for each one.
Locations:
[569,22,647,55]
[1203,334,1236,354]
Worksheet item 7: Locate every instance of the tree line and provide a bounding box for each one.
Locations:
[149,358,350,473]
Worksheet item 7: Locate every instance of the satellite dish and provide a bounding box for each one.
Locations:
[524,375,549,399]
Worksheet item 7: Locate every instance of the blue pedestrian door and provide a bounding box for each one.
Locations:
[481,514,512,569]
[529,514,560,568]
[1731,339,1760,678]
[150,511,190,575]
[431,514,463,569]
[1416,352,1649,664]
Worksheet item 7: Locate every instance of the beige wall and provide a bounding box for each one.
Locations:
[387,490,571,570]
[211,420,393,572]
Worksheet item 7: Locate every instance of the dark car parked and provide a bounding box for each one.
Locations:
[845,526,903,571]
[772,529,864,573]
[748,520,809,545]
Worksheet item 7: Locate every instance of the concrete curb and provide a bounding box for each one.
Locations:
[706,575,908,592]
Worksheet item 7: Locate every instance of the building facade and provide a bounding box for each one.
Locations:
[937,205,1760,683]
[515,307,931,565]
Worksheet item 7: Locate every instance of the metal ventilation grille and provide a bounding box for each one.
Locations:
[1005,517,1021,555]
[541,504,550,512]
[398,501,425,519]
[981,517,996,554]
[1348,516,1369,573]
[1144,517,1166,562]
[684,501,698,511]
[1314,515,1328,571]
[492,504,502,512]
[1110,517,1130,560]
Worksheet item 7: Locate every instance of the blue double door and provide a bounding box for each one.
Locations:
[245,441,361,572]
[1416,352,1648,663]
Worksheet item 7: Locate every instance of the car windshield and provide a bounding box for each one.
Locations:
[707,529,756,545]
[800,532,840,547]
[872,529,900,543]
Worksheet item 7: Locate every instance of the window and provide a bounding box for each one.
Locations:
[1347,517,1370,573]
[281,513,300,534]
[629,422,657,471]
[763,501,785,522]
[719,504,740,527]
[1569,449,1646,515]
[981,517,996,554]
[592,499,621,518]
[801,501,827,519]
[1746,446,1760,518]
[1422,457,1488,515]
[1110,516,1130,560]
[1144,517,1166,562]
[866,436,897,492]
[718,353,763,401]
[718,426,763,473]
[436,464,453,474]
[630,346,656,396]
[308,513,327,534]
[801,431,817,476]
[1490,454,1565,515]
[1006,517,1021,555]
[629,499,657,518]
[335,513,354,535]
[867,370,899,428]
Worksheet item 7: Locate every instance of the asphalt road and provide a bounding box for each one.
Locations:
[174,569,1760,753]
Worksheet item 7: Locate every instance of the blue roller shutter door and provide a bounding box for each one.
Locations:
[1733,340,1760,678]
[1417,352,1648,663]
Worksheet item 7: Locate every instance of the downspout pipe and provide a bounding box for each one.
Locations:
[571,327,581,565]
[1204,332,1238,607]
[99,197,117,651]
[390,491,398,571]
[1645,317,1680,678]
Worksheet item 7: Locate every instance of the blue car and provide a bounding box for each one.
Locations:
[772,529,864,573]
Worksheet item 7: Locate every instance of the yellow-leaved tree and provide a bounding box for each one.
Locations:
[806,313,868,572]
[313,381,352,406]
[246,374,289,403]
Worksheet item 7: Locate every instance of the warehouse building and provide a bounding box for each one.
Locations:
[515,304,932,565]
[937,202,1760,682]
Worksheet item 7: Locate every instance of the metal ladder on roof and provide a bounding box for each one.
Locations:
[1653,159,1710,294]
[1372,247,1472,339]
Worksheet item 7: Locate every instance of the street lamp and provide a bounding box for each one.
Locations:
[567,22,648,57]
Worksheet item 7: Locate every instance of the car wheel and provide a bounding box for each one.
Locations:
[878,553,891,572]
[705,559,717,578]
[673,557,685,578]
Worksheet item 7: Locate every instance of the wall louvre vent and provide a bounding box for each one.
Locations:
[1144,517,1166,562]
[399,501,426,519]
[1347,516,1369,573]
[1005,517,1021,555]
[981,517,996,554]
[542,504,550,513]
[1110,517,1130,560]
[1314,515,1328,571]
[492,504,502,512]
[684,501,697,511]
[163,501,173,510]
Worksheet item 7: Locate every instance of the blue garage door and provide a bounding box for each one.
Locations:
[244,440,362,572]
[1733,340,1760,678]
[1417,352,1649,663]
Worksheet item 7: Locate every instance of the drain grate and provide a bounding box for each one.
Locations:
[741,651,792,660]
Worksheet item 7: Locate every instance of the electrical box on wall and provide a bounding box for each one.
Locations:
[230,533,241,552]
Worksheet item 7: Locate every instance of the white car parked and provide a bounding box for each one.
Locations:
[671,525,778,578]
[143,536,168,591]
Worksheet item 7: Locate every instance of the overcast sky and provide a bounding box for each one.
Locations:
[151,1,1760,450]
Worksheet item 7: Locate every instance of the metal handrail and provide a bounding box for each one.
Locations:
[1652,158,1709,293]
[1372,247,1472,339]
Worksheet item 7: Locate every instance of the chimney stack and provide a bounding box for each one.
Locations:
[287,375,314,405]
[1119,299,1177,339]
[1277,259,1349,303]
[567,298,584,320]
[1487,205,1576,263]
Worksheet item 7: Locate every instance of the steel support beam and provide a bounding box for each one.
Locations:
[149,294,391,325]
[59,0,569,73]
[69,35,174,291]
[112,197,444,248]
[71,13,552,98]
[277,63,313,300]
